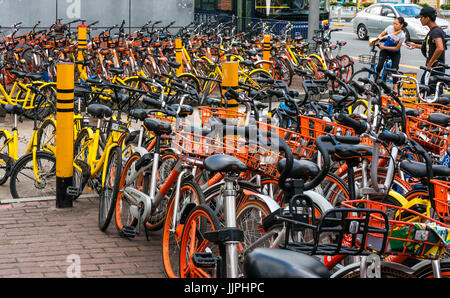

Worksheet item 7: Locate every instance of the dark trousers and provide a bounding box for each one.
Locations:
[376,49,401,83]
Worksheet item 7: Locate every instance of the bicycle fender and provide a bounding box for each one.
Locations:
[241,189,280,213]
[132,146,149,158]
[304,190,334,214]
[249,68,272,77]
[388,190,410,207]
[38,82,57,89]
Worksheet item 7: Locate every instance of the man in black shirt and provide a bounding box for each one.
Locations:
[406,6,446,94]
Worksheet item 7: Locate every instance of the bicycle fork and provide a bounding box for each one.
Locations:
[222,177,239,278]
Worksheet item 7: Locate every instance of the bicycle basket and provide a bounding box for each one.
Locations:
[199,106,246,127]
[172,131,235,164]
[431,179,450,223]
[256,120,316,159]
[406,115,450,156]
[225,135,282,178]
[341,200,450,260]
[277,195,390,256]
[358,54,377,65]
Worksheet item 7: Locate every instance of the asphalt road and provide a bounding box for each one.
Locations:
[329,20,450,79]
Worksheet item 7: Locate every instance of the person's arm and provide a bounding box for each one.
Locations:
[406,41,421,49]
[427,37,444,68]
[380,42,403,51]
[377,30,387,41]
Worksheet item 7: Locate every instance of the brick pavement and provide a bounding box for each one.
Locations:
[0,196,166,278]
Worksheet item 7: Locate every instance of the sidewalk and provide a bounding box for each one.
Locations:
[0,196,165,278]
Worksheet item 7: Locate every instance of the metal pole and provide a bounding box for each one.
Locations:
[307,0,320,41]
[56,63,75,208]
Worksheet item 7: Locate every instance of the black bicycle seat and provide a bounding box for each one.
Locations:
[436,97,450,105]
[203,154,247,174]
[405,108,419,117]
[277,158,319,181]
[400,160,450,178]
[169,104,193,117]
[129,108,148,121]
[206,97,222,106]
[333,144,373,160]
[26,73,43,81]
[244,248,330,278]
[4,104,24,115]
[143,117,172,135]
[108,67,124,75]
[87,104,113,118]
[427,113,450,127]
[168,61,181,69]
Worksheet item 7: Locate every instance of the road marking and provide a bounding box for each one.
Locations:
[349,56,421,70]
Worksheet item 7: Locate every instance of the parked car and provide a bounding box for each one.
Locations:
[352,3,450,42]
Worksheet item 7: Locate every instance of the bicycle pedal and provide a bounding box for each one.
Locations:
[66,186,80,197]
[192,252,217,268]
[120,226,137,238]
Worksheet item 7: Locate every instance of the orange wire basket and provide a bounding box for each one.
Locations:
[341,200,450,260]
[419,103,450,116]
[171,131,234,164]
[224,135,282,178]
[406,115,450,156]
[297,115,375,149]
[256,120,316,159]
[431,179,450,223]
[198,106,246,126]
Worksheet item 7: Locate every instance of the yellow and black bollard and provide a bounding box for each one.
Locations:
[175,38,183,76]
[55,63,75,208]
[221,61,239,113]
[76,22,88,77]
[262,35,271,71]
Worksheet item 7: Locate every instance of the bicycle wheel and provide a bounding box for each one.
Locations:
[162,179,205,278]
[98,145,122,231]
[413,259,450,278]
[0,153,13,186]
[36,118,56,153]
[144,151,178,231]
[236,199,282,276]
[9,151,56,199]
[72,128,93,200]
[179,204,222,278]
[340,55,354,83]
[0,131,12,185]
[334,263,414,278]
[115,152,146,233]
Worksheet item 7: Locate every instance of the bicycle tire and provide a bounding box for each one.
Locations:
[235,199,281,276]
[335,263,414,278]
[36,118,56,153]
[340,55,354,83]
[413,259,450,278]
[9,151,56,199]
[144,151,178,231]
[115,152,145,233]
[0,131,11,185]
[179,204,222,278]
[98,145,122,231]
[72,128,94,200]
[162,179,205,278]
[0,153,13,186]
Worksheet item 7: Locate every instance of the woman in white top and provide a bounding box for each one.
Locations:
[375,17,408,93]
